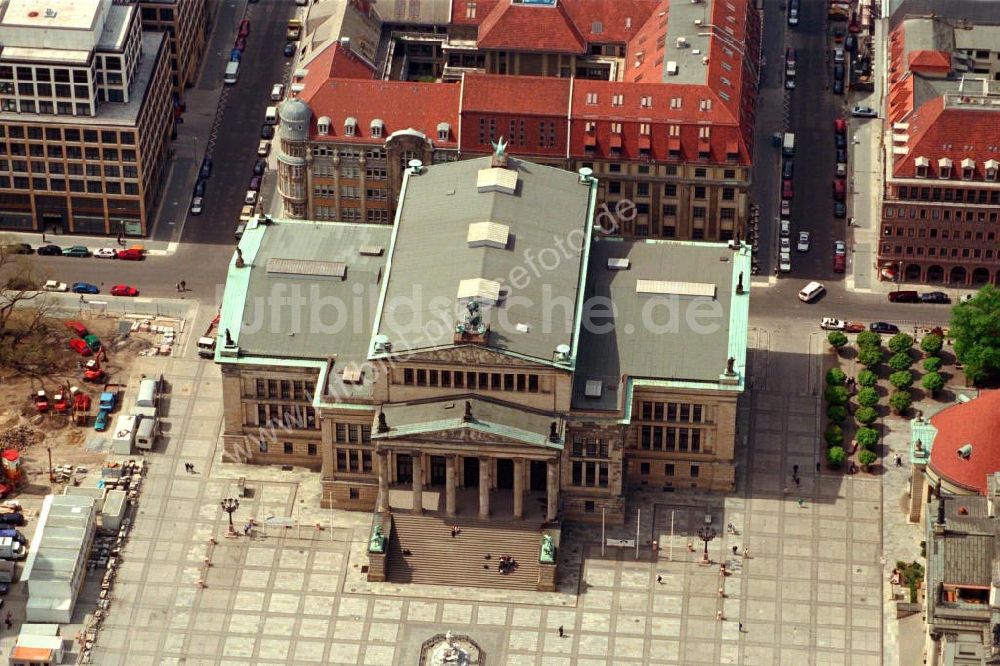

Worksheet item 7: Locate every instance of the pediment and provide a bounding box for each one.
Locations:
[386,345,547,369]
[377,424,561,451]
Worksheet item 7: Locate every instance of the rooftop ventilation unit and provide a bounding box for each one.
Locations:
[457,278,502,305]
[373,334,391,353]
[408,159,423,175]
[666,61,679,75]
[266,258,346,279]
[958,444,973,459]
[45,8,57,18]
[342,365,363,384]
[476,167,518,194]
[607,258,630,270]
[515,323,530,333]
[578,166,593,184]
[636,280,716,297]
[467,221,510,249]
[676,37,688,48]
[584,380,603,398]
[359,245,384,256]
[554,344,571,363]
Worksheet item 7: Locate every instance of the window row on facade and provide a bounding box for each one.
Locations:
[639,425,705,452]
[891,186,1000,204]
[399,367,544,393]
[0,176,140,196]
[638,461,701,478]
[252,403,317,429]
[334,447,373,472]
[880,243,999,261]
[0,126,136,144]
[884,224,999,238]
[259,439,319,455]
[251,378,312,401]
[639,401,707,423]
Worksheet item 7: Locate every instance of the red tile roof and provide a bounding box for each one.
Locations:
[892,96,1000,180]
[461,74,571,115]
[908,49,951,73]
[562,0,660,44]
[477,0,587,53]
[298,44,375,104]
[929,391,1000,495]
[452,0,502,25]
[300,79,460,145]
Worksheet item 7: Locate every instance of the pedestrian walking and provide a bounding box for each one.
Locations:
[656,575,663,584]
[41,231,46,243]
[4,616,10,630]
[794,476,800,487]
[742,547,750,559]
[732,545,738,555]
[739,622,745,633]
[816,462,821,473]
[176,282,182,292]
[797,498,805,508]
[792,464,798,476]
[558,625,564,638]
[895,454,902,467]
[180,280,186,291]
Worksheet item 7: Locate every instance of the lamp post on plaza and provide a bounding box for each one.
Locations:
[220,498,240,534]
[697,525,717,564]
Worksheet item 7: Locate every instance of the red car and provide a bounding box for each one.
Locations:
[117,248,144,260]
[834,118,847,135]
[234,36,246,52]
[238,19,250,37]
[110,284,139,297]
[68,338,92,356]
[833,254,846,273]
[64,320,89,337]
[833,179,845,201]
[782,179,793,199]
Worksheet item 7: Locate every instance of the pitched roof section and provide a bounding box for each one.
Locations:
[460,74,572,115]
[892,95,1000,180]
[908,48,951,72]
[929,390,1000,495]
[299,78,460,145]
[561,0,659,44]
[298,43,375,104]
[476,0,587,54]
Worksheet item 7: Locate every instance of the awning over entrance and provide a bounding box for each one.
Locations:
[372,397,563,450]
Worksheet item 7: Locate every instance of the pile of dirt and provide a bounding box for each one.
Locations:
[0,424,44,451]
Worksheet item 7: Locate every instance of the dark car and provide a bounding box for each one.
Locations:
[283,42,296,57]
[833,201,846,218]
[36,244,61,256]
[0,513,24,526]
[836,148,847,163]
[920,291,951,304]
[2,243,32,254]
[253,158,267,176]
[71,282,100,294]
[249,176,262,191]
[782,160,793,179]
[835,133,846,149]
[833,79,844,95]
[200,157,213,179]
[261,124,274,140]
[834,63,845,80]
[194,179,206,197]
[870,322,900,334]
[888,290,919,303]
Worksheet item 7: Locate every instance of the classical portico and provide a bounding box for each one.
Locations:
[372,398,563,522]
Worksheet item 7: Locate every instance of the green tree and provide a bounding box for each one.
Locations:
[856,387,879,408]
[856,331,882,349]
[923,356,943,373]
[950,285,1000,385]
[858,347,883,370]
[827,405,847,423]
[856,427,880,449]
[828,331,849,350]
[826,367,847,386]
[889,370,914,390]
[826,446,846,466]
[858,449,878,467]
[888,333,914,354]
[889,390,913,414]
[857,369,878,387]
[888,352,914,371]
[921,372,945,395]
[824,424,844,447]
[920,333,943,356]
[824,385,849,405]
[854,406,878,425]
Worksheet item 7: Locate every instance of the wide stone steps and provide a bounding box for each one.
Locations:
[386,513,541,590]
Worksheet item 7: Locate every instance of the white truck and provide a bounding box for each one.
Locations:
[224,61,240,85]
[0,536,25,560]
[782,132,795,157]
[111,414,139,454]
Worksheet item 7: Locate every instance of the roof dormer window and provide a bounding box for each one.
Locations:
[317,116,331,136]
[370,118,384,139]
[915,156,929,178]
[986,159,999,181]
[344,117,357,137]
[961,157,975,180]
[938,157,952,179]
[437,122,450,142]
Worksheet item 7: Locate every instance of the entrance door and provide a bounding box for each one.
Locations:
[530,460,547,491]
[396,454,412,484]
[463,457,479,487]
[496,459,514,489]
[430,456,446,486]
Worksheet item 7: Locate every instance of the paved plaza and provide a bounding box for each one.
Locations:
[87,321,884,665]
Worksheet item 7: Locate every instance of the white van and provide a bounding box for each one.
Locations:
[798,281,826,303]
[270,84,285,101]
[224,61,239,85]
[135,416,159,451]
[264,106,277,125]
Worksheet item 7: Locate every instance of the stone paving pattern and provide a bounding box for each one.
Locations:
[89,315,884,664]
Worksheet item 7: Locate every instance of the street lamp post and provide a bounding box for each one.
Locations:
[220,498,240,534]
[697,525,717,564]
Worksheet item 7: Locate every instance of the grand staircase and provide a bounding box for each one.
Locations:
[386,513,543,590]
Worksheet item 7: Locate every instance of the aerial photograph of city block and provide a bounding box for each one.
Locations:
[0,0,998,664]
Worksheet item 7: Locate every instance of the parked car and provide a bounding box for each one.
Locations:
[62,245,89,257]
[833,254,846,273]
[779,218,790,237]
[238,18,250,37]
[888,290,919,303]
[833,180,845,201]
[283,42,296,57]
[834,118,846,134]
[94,409,110,432]
[270,84,285,101]
[782,179,793,199]
[920,291,951,304]
[836,148,848,164]
[36,244,61,256]
[2,243,32,254]
[110,284,138,297]
[190,196,203,215]
[785,47,796,64]
[244,190,258,205]
[834,240,846,255]
[258,140,271,156]
[833,63,845,80]
[852,105,878,118]
[781,199,791,216]
[71,282,99,294]
[43,280,68,292]
[785,77,795,90]
[796,231,810,252]
[835,133,846,149]
[835,162,847,178]
[833,201,847,218]
[234,36,247,52]
[870,322,900,334]
[235,222,247,239]
[260,124,274,140]
[821,317,846,330]
[780,237,791,252]
[834,47,845,63]
[68,338,92,356]
[194,179,206,197]
[779,251,791,273]
[117,248,144,261]
[782,160,793,179]
[0,513,24,526]
[833,79,844,95]
[844,321,866,333]
[253,158,267,176]
[199,157,213,179]
[94,247,118,259]
[64,320,88,337]
[249,176,262,191]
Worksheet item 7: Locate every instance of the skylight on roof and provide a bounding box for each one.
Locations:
[636,280,716,298]
[266,258,346,279]
[467,221,510,249]
[457,278,502,305]
[477,167,518,195]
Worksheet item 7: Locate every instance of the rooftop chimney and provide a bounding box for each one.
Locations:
[376,411,389,433]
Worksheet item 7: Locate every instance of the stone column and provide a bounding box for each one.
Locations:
[513,458,525,519]
[478,457,490,518]
[376,450,389,513]
[412,453,423,514]
[546,459,559,522]
[445,455,457,517]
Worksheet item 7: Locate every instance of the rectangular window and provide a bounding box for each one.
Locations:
[307,443,317,456]
[665,464,675,477]
[283,442,293,454]
[690,465,699,478]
